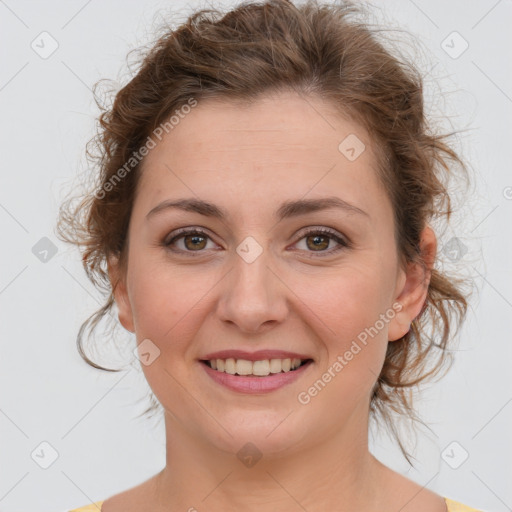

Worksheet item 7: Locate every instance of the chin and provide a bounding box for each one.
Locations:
[205,413,309,459]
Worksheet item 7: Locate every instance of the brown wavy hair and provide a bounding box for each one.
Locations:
[57,0,471,464]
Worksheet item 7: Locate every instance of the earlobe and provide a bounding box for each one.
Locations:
[388,312,412,342]
[388,225,437,342]
[108,255,135,333]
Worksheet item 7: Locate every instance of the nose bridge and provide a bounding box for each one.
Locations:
[217,240,287,333]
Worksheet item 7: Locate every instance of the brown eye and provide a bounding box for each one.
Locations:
[305,234,330,251]
[164,228,217,255]
[293,227,349,257]
[183,233,207,251]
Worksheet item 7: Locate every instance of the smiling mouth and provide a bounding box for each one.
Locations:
[200,358,313,377]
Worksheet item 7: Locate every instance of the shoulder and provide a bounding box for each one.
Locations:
[99,473,161,511]
[68,501,104,511]
[444,497,484,512]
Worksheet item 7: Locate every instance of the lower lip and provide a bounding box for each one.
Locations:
[200,360,313,394]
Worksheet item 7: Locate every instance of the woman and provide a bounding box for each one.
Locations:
[59,0,480,510]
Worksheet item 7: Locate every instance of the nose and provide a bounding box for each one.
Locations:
[215,248,288,334]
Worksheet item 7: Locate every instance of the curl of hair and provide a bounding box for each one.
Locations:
[57,0,471,464]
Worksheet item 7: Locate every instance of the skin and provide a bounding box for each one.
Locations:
[104,90,445,512]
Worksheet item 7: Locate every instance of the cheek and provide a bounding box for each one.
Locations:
[127,260,218,364]
[127,261,184,339]
[298,270,391,416]
[293,262,392,387]
[303,264,391,337]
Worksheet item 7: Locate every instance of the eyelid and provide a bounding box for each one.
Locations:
[163,227,220,255]
[163,226,213,245]
[289,226,350,256]
[163,225,350,256]
[293,226,349,245]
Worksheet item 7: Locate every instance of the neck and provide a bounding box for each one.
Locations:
[153,402,387,512]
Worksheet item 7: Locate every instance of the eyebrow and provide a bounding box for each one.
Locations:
[146,196,369,221]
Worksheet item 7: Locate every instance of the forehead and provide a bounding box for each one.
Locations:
[135,90,390,223]
[147,91,375,163]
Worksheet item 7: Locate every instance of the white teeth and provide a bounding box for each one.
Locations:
[208,357,307,376]
[269,358,282,373]
[225,358,236,375]
[253,360,270,376]
[235,359,253,375]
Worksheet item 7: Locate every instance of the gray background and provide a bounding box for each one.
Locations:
[0,0,511,511]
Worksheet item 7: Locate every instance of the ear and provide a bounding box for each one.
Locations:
[388,225,437,342]
[108,255,135,333]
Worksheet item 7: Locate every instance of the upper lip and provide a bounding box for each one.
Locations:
[200,350,313,361]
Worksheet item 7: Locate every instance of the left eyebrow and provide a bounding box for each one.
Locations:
[145,196,369,222]
[276,196,369,220]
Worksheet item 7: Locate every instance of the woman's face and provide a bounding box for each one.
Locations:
[111,90,431,457]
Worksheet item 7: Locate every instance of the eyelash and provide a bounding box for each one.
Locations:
[163,227,350,258]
